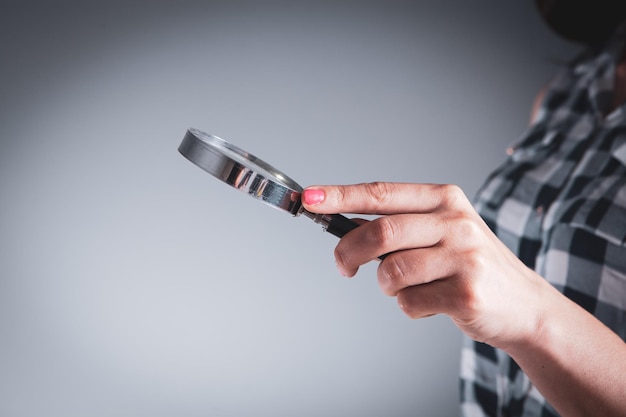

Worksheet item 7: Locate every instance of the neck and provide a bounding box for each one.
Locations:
[611,52,626,112]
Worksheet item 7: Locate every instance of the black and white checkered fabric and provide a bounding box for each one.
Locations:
[460,24,626,417]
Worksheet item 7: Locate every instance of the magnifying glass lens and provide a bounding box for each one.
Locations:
[179,129,381,257]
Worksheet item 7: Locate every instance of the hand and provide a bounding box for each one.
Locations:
[302,182,554,349]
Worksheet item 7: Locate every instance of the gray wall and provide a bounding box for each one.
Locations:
[0,1,576,416]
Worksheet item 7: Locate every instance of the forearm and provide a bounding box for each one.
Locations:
[505,281,626,417]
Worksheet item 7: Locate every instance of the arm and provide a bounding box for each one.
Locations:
[302,182,626,417]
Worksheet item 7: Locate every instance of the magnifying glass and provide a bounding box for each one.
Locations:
[178,128,361,239]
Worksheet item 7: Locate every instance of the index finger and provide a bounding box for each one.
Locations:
[301,182,467,215]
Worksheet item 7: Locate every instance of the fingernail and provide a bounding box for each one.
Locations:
[302,188,325,205]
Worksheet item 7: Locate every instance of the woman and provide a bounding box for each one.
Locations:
[302,1,626,416]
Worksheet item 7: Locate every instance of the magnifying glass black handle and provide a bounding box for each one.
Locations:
[301,210,358,238]
[325,213,360,238]
[302,210,387,260]
[328,215,388,261]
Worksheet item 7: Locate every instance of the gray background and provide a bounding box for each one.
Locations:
[1,1,577,416]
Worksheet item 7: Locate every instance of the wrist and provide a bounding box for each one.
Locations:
[494,268,560,354]
[497,278,626,417]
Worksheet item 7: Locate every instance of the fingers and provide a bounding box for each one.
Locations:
[333,208,487,277]
[376,245,459,296]
[396,278,467,319]
[302,182,470,215]
[302,181,493,325]
[334,213,444,277]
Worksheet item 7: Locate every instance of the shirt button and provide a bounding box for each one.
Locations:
[506,147,515,156]
[536,205,544,215]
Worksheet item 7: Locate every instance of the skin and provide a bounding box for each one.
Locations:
[300,55,626,417]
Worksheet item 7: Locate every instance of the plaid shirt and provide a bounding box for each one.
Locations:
[460,25,626,417]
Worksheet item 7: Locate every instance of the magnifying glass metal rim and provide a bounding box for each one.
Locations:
[178,128,304,215]
[178,128,383,258]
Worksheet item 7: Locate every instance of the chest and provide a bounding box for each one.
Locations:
[474,115,626,264]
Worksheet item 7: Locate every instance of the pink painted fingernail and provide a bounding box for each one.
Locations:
[302,188,325,205]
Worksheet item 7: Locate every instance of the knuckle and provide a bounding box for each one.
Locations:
[335,185,348,205]
[363,181,395,206]
[452,212,481,239]
[438,184,467,208]
[397,291,419,318]
[368,216,398,248]
[463,248,489,276]
[333,244,351,269]
[455,280,483,318]
[451,256,487,316]
[440,210,484,252]
[378,255,409,295]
